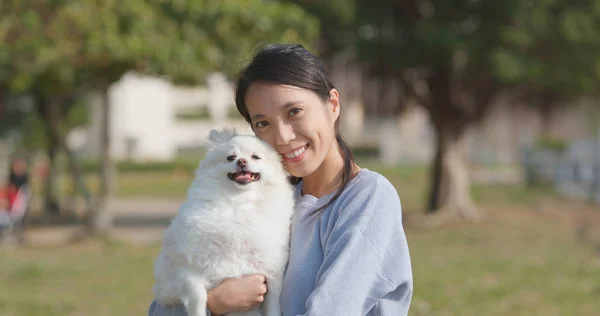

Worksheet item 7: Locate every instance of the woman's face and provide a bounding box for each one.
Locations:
[245,82,340,178]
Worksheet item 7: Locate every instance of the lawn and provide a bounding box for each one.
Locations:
[2,161,599,315]
[51,159,561,209]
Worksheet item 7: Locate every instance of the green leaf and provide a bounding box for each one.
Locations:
[491,49,525,82]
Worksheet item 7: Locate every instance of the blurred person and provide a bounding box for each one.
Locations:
[0,157,29,210]
[0,185,9,211]
[148,44,413,316]
[0,183,16,226]
[9,157,29,189]
[0,157,30,226]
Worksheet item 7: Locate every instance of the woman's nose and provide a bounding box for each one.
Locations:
[275,123,295,146]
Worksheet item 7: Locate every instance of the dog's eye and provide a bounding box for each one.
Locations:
[227,155,236,161]
[251,154,261,160]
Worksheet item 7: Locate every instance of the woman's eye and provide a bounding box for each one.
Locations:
[251,155,261,160]
[255,121,269,128]
[227,155,236,161]
[289,108,302,116]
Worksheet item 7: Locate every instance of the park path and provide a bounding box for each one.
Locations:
[15,198,184,247]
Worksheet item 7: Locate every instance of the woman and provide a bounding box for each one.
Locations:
[149,44,413,316]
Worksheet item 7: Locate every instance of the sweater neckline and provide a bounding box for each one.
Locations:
[295,168,370,209]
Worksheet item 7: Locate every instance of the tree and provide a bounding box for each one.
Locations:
[332,0,600,223]
[492,0,600,137]
[0,0,319,235]
[315,0,518,221]
[153,0,320,83]
[292,1,513,221]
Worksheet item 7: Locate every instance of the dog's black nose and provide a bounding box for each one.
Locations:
[237,158,248,167]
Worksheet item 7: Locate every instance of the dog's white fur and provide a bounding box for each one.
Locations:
[153,128,294,316]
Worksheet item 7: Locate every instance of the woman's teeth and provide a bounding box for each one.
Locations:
[284,146,306,159]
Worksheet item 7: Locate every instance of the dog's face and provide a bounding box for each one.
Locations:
[199,128,287,189]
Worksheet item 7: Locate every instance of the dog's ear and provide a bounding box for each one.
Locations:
[207,128,238,146]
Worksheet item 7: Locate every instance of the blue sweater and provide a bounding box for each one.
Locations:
[148,169,413,316]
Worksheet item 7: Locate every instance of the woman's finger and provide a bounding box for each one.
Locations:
[259,283,268,294]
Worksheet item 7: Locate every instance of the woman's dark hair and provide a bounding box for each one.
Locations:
[234,43,355,215]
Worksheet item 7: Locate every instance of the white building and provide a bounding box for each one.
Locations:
[71,72,252,162]
[68,71,438,165]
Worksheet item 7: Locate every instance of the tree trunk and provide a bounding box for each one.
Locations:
[43,145,60,215]
[87,90,113,235]
[39,96,92,220]
[64,145,91,213]
[38,99,62,216]
[0,85,7,120]
[99,90,114,198]
[539,104,553,138]
[589,126,600,203]
[427,132,443,213]
[536,91,558,139]
[427,121,479,222]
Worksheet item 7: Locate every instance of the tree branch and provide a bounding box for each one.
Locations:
[400,75,432,111]
[472,75,500,123]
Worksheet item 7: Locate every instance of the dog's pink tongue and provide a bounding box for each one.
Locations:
[235,172,252,181]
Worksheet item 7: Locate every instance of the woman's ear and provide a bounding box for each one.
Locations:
[328,88,341,121]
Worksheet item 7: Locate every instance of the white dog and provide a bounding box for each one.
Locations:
[153,128,295,316]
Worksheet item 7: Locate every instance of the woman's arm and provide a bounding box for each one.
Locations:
[147,274,269,316]
[300,229,413,315]
[300,177,413,315]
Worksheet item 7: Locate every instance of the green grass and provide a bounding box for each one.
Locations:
[8,161,599,315]
[40,156,551,208]
[2,207,598,316]
[0,240,159,316]
[408,215,600,315]
[63,160,556,209]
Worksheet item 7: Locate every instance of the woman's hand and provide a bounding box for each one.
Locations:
[207,274,268,315]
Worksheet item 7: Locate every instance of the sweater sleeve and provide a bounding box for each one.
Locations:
[300,177,413,316]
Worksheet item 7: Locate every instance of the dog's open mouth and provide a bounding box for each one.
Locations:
[227,171,261,185]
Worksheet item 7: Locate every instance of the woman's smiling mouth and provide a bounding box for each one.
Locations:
[282,145,308,163]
